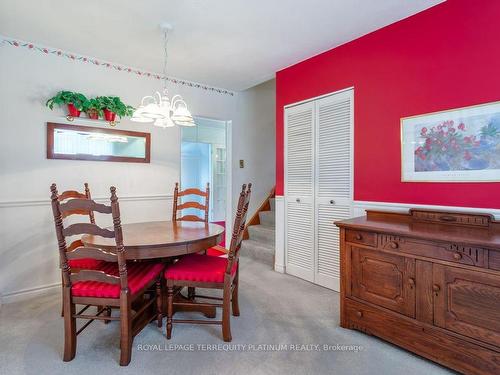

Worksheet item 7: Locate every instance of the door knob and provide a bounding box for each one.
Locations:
[330,200,335,204]
[408,278,415,289]
[355,233,363,240]
[432,284,441,296]
[355,310,363,318]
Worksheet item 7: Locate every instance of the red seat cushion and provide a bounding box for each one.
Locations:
[165,253,237,283]
[68,258,104,269]
[72,262,163,298]
[206,246,228,257]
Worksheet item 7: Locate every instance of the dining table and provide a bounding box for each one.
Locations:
[82,220,225,318]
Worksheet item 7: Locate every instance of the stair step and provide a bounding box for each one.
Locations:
[258,210,275,227]
[240,239,274,265]
[248,224,275,245]
[269,198,275,211]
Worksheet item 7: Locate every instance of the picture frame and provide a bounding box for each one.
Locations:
[401,101,500,182]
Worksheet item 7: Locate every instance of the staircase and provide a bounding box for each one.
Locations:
[240,197,275,266]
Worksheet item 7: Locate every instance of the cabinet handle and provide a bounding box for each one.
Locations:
[432,284,441,296]
[408,278,415,289]
[439,215,457,222]
[330,199,335,204]
[389,241,399,249]
[356,310,363,318]
[355,234,363,240]
[296,198,301,203]
[453,252,462,260]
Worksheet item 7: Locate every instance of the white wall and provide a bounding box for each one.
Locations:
[233,79,276,217]
[0,42,239,302]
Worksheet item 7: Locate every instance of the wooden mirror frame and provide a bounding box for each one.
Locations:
[47,122,151,163]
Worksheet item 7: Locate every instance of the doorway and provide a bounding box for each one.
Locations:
[180,117,228,224]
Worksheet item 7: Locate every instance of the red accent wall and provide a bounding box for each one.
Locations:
[276,0,500,209]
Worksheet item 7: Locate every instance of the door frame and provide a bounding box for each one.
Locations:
[283,87,354,289]
[179,116,233,246]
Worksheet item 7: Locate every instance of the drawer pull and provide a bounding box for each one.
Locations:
[439,215,457,222]
[408,277,415,289]
[296,198,301,203]
[433,284,441,296]
[330,200,335,204]
[389,241,399,249]
[355,234,363,240]
[356,310,363,318]
[453,252,462,260]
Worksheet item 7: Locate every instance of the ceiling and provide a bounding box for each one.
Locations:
[0,0,443,91]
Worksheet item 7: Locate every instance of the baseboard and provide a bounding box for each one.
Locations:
[1,282,61,305]
[274,263,285,273]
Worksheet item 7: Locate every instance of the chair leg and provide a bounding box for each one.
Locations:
[166,285,174,339]
[103,306,111,324]
[232,270,240,317]
[222,282,232,342]
[156,280,162,328]
[62,286,76,361]
[119,292,133,366]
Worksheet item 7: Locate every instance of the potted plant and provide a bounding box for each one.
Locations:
[97,96,134,124]
[83,98,103,120]
[46,91,87,119]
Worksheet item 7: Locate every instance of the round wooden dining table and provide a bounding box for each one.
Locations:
[82,220,225,318]
[81,220,224,260]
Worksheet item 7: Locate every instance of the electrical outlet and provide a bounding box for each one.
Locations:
[239,160,244,168]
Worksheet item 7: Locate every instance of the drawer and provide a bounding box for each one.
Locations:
[345,230,376,247]
[378,234,487,268]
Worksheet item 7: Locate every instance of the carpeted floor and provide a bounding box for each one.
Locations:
[0,256,453,375]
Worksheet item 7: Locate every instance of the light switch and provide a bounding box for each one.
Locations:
[239,160,244,168]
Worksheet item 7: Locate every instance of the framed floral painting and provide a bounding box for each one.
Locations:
[401,101,500,182]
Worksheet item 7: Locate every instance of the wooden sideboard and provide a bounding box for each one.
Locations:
[335,209,500,375]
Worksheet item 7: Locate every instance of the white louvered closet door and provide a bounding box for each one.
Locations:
[285,101,315,282]
[314,90,353,291]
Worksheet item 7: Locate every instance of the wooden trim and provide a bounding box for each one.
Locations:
[47,123,151,163]
[243,186,275,240]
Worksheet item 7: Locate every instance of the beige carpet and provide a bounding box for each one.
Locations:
[0,256,453,375]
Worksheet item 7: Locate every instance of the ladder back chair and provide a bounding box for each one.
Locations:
[50,184,163,366]
[163,183,252,342]
[57,183,103,270]
[172,182,210,222]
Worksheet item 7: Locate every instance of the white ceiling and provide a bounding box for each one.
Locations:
[0,0,443,91]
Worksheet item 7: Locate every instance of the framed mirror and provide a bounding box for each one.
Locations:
[47,123,150,163]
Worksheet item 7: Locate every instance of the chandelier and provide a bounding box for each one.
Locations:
[131,23,195,127]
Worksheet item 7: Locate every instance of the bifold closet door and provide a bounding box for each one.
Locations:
[314,90,353,291]
[285,101,315,282]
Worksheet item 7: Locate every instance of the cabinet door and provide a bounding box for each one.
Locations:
[285,101,315,282]
[351,246,416,318]
[315,90,353,291]
[433,264,500,347]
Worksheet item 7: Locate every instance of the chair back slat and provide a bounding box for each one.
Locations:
[59,198,112,216]
[172,182,210,223]
[63,223,115,238]
[225,183,252,274]
[66,246,118,262]
[178,188,208,197]
[177,201,207,211]
[70,270,120,285]
[58,190,87,200]
[50,183,128,294]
